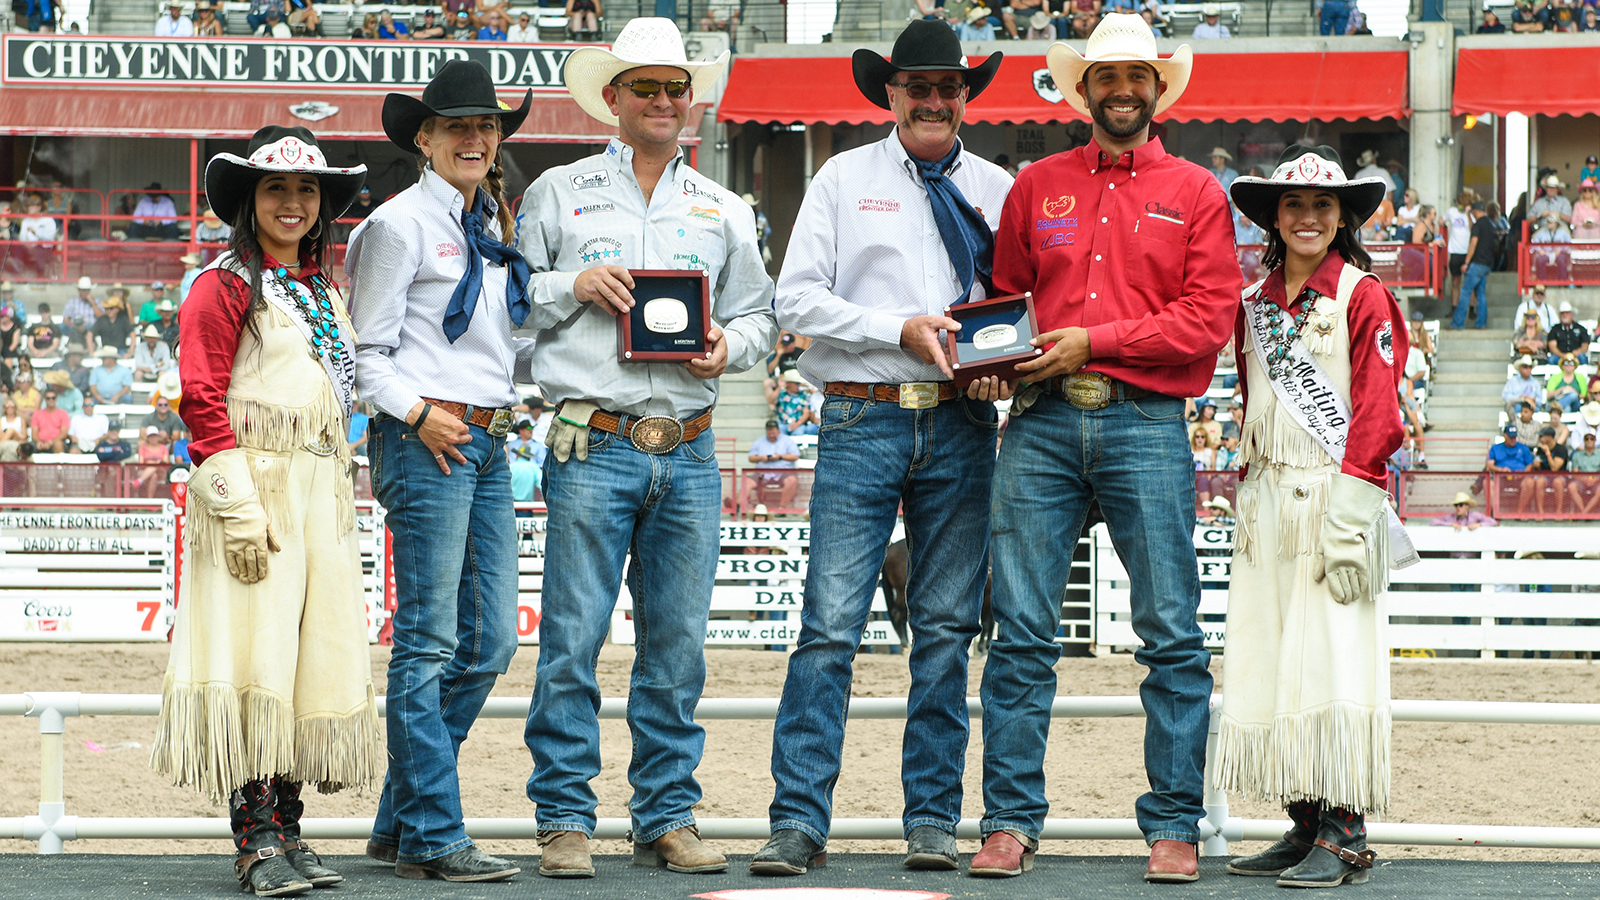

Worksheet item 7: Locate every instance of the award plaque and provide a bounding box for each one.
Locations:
[617,270,713,363]
[943,291,1042,386]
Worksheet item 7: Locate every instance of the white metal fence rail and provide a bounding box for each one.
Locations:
[6,691,1600,854]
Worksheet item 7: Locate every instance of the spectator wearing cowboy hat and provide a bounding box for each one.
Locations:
[1219,144,1406,887]
[90,293,134,355]
[151,124,377,897]
[1530,174,1573,226]
[88,345,132,404]
[153,369,183,416]
[346,59,533,884]
[757,17,1009,878]
[132,323,174,382]
[178,253,203,304]
[981,13,1237,883]
[1546,300,1590,365]
[63,275,100,327]
[1503,354,1544,418]
[154,299,179,351]
[1190,3,1230,38]
[1207,145,1237,191]
[518,18,775,878]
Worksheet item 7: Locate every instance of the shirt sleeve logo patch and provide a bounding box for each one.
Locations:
[1376,320,1395,366]
[687,206,722,223]
[858,198,901,212]
[570,171,611,191]
[436,242,462,258]
[578,236,623,263]
[573,203,616,216]
[1042,195,1076,217]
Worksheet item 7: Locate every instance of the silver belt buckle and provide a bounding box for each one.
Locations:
[488,408,513,437]
[630,415,685,454]
[899,382,939,410]
[302,438,338,457]
[1062,372,1112,410]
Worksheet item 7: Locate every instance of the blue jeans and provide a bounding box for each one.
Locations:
[768,393,998,844]
[1319,0,1349,34]
[367,415,520,864]
[525,425,723,843]
[1555,392,1583,413]
[981,393,1212,845]
[1453,262,1490,328]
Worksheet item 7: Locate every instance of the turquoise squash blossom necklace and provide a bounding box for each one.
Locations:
[1262,291,1318,379]
[274,266,347,366]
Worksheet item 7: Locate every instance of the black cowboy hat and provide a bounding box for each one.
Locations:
[382,59,533,153]
[851,19,1002,111]
[204,125,368,224]
[1229,144,1388,233]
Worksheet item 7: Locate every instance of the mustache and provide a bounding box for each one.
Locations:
[911,108,954,122]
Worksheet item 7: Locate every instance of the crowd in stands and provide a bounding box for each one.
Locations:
[143,0,599,41]
[1478,0,1600,33]
[915,0,1373,40]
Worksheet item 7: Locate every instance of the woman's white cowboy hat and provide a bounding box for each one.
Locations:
[1450,492,1477,508]
[1045,13,1192,117]
[1228,144,1388,233]
[563,18,730,126]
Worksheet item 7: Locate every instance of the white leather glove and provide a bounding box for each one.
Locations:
[545,401,599,463]
[190,449,280,585]
[1317,473,1390,604]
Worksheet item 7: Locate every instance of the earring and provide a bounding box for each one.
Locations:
[306,220,322,240]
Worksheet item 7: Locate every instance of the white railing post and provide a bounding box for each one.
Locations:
[1200,700,1229,857]
[23,691,81,854]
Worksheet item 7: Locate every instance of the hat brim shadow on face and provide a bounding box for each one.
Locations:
[851,48,1003,111]
[1229,178,1388,234]
[382,90,534,155]
[562,49,729,126]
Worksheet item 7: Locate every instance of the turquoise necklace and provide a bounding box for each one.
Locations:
[272,266,347,367]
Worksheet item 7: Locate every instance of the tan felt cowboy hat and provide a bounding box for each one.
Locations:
[853,18,1002,111]
[1450,492,1477,507]
[1046,13,1192,117]
[1229,144,1388,233]
[205,125,367,224]
[563,18,730,126]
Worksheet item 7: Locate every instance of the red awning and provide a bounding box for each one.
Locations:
[1454,47,1600,118]
[0,87,701,142]
[719,51,1409,125]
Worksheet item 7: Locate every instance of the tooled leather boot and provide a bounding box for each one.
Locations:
[1276,806,1377,888]
[274,780,343,887]
[231,779,312,897]
[1227,800,1320,876]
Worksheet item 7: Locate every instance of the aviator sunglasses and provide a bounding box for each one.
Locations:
[889,80,967,100]
[613,78,692,99]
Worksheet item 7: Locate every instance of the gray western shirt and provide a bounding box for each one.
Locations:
[515,138,777,419]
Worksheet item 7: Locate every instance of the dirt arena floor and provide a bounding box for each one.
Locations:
[2,643,1598,862]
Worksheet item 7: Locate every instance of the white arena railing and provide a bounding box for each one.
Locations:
[5,691,1600,855]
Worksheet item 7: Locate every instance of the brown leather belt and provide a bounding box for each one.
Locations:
[590,408,713,454]
[421,397,514,436]
[1044,373,1163,410]
[824,381,960,409]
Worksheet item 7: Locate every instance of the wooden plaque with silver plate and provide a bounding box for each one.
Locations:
[616,269,713,363]
[942,291,1042,387]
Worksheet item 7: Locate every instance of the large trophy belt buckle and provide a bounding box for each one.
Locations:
[1062,372,1112,410]
[488,408,513,437]
[898,382,939,410]
[631,415,685,454]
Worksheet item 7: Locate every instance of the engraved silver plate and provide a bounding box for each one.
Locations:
[899,382,939,410]
[630,415,684,453]
[642,297,690,334]
[971,323,1019,351]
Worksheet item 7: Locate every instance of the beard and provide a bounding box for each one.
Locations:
[1088,94,1155,139]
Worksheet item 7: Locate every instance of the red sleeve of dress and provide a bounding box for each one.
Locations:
[179,269,249,465]
[1342,276,1408,487]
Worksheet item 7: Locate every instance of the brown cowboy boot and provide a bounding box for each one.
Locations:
[537,829,595,878]
[633,825,728,873]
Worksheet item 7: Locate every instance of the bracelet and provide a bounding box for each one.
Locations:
[413,403,432,430]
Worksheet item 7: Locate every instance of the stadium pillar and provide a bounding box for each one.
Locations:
[1408,22,1457,217]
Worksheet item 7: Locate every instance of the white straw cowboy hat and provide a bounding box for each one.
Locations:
[1450,492,1477,508]
[563,18,730,126]
[1045,13,1192,117]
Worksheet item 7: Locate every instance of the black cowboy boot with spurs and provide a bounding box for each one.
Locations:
[275,779,343,887]
[1227,800,1320,876]
[231,779,312,897]
[1276,806,1377,888]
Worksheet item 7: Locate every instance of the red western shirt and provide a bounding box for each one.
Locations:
[993,137,1242,398]
[1233,250,1408,487]
[179,254,323,465]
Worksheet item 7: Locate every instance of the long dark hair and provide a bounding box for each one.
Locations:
[224,176,337,342]
[1259,198,1372,274]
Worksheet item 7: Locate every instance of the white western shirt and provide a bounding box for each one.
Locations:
[516,138,777,419]
[347,168,532,420]
[775,131,1013,386]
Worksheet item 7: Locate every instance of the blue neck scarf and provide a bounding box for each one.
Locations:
[910,141,994,303]
[442,191,531,343]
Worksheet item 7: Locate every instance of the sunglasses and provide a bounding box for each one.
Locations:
[889,80,967,100]
[613,78,691,99]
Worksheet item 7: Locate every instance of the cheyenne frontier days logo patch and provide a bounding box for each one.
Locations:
[858,198,900,213]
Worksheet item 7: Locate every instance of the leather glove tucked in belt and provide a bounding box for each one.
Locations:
[190,449,281,585]
[546,401,599,463]
[1008,381,1046,418]
[1317,472,1390,605]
